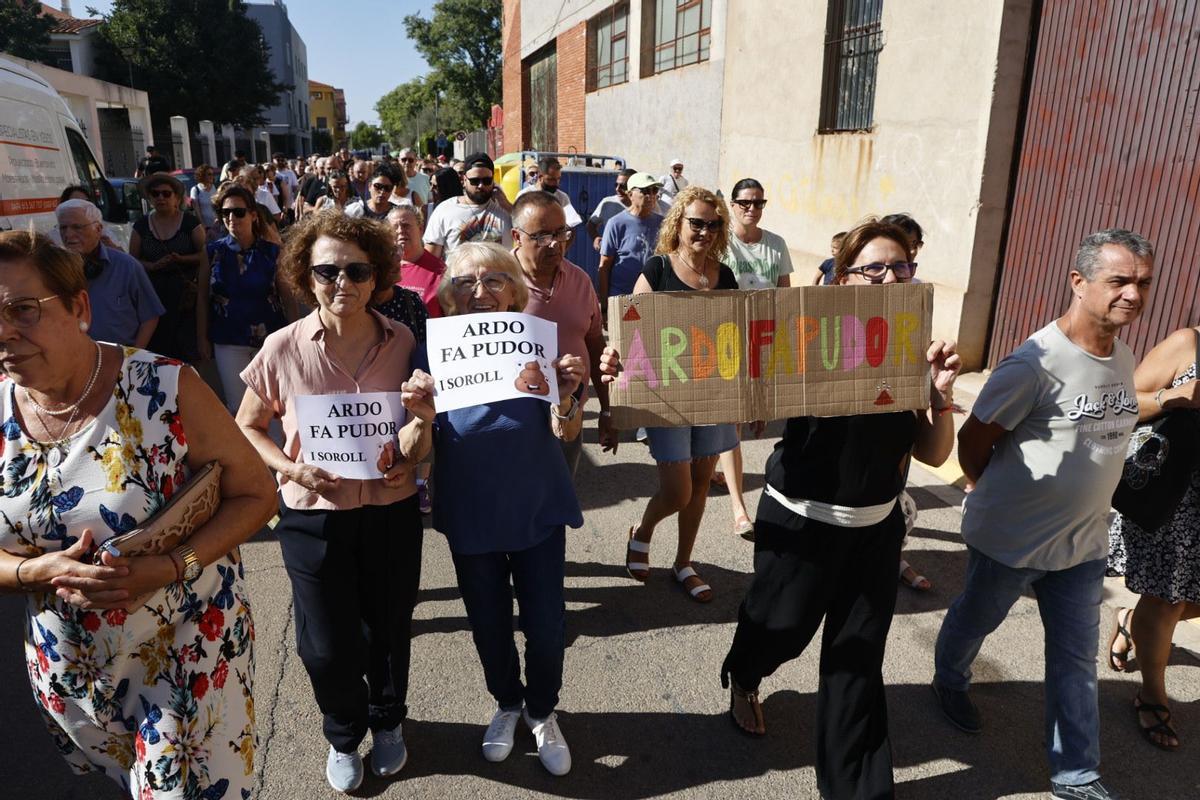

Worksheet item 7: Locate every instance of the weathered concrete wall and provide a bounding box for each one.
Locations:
[719,0,1031,368]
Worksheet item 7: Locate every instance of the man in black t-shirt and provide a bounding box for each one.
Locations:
[136,145,172,177]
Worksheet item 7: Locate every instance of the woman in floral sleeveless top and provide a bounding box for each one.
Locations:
[0,231,277,799]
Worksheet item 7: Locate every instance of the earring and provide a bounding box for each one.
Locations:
[79,321,89,332]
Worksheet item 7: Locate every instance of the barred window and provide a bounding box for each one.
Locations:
[647,0,711,76]
[588,2,629,91]
[47,43,74,73]
[818,0,885,132]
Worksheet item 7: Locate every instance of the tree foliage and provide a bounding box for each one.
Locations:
[349,121,384,150]
[0,0,56,63]
[402,0,500,129]
[89,0,286,127]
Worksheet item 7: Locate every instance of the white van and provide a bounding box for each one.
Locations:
[0,56,127,244]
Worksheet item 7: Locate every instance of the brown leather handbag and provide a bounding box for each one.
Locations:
[92,461,223,563]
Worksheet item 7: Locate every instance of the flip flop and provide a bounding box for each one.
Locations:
[729,677,766,736]
[899,559,932,591]
[1108,606,1134,672]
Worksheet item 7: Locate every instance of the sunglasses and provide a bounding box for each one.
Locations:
[845,262,919,282]
[685,217,722,233]
[422,167,437,174]
[450,273,513,295]
[311,263,375,284]
[221,207,249,219]
[400,157,416,163]
[1,294,59,328]
[732,199,768,210]
[148,189,175,199]
[615,183,628,192]
[634,186,659,195]
[466,176,494,187]
[371,182,394,193]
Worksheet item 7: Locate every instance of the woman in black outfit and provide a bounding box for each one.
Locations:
[129,172,206,360]
[603,218,961,800]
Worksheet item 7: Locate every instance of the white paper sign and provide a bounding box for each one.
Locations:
[295,391,406,480]
[426,312,560,412]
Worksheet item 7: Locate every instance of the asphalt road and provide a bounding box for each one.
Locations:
[3,413,1199,800]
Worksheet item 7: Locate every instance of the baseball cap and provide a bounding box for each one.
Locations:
[627,172,663,191]
[670,158,684,167]
[463,152,494,172]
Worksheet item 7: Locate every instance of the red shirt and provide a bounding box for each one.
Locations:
[522,259,604,401]
[398,249,446,318]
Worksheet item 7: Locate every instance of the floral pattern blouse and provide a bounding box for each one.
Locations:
[0,348,255,800]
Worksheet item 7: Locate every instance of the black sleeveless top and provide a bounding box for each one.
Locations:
[765,412,919,507]
[134,212,203,263]
[641,254,738,291]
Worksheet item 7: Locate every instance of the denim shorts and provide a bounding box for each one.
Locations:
[645,423,738,463]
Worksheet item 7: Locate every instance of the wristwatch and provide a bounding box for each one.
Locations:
[173,544,202,582]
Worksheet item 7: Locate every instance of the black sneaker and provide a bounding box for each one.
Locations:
[1051,779,1122,799]
[931,679,982,734]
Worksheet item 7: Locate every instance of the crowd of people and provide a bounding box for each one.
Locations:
[0,143,1191,800]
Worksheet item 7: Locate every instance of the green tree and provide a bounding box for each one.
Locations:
[89,0,285,127]
[403,0,500,128]
[349,121,384,150]
[0,0,56,63]
[375,76,435,145]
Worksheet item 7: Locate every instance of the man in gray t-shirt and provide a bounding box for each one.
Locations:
[933,229,1154,800]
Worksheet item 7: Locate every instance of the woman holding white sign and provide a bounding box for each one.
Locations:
[236,213,430,793]
[603,218,961,800]
[623,186,740,605]
[424,242,586,777]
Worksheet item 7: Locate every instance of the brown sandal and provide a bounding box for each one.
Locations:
[1108,607,1134,672]
[729,677,766,736]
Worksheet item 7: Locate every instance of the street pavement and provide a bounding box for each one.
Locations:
[4,402,1200,800]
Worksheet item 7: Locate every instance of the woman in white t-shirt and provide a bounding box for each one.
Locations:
[189,163,218,233]
[715,178,796,539]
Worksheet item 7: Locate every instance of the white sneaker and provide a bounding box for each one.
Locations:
[482,707,522,763]
[523,710,571,776]
[325,746,364,793]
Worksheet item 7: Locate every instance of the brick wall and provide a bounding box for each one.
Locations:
[556,22,587,152]
[501,0,523,153]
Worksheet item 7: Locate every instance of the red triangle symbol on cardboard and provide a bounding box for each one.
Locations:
[874,389,894,406]
[622,305,641,322]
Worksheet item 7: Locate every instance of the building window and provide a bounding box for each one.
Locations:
[587,2,629,91]
[46,42,74,72]
[818,0,885,132]
[311,91,322,100]
[316,117,328,130]
[644,0,711,76]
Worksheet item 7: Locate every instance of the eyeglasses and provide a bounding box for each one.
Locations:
[422,167,436,175]
[221,207,249,219]
[371,182,394,193]
[466,176,494,187]
[148,189,174,199]
[1,294,59,328]
[615,183,628,193]
[517,228,574,247]
[311,263,376,284]
[450,273,513,295]
[685,217,722,233]
[400,157,416,163]
[845,262,919,282]
[732,199,768,210]
[633,186,659,195]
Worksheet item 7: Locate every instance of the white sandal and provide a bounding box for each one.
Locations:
[899,559,931,591]
[674,564,713,603]
[626,527,650,582]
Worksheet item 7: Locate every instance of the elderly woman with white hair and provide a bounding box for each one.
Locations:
[55,198,164,347]
[406,242,586,777]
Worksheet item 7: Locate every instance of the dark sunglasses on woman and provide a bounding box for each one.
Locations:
[221,207,249,219]
[732,199,768,210]
[311,263,375,284]
[685,217,723,232]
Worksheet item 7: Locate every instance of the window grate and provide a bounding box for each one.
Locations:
[818,0,884,133]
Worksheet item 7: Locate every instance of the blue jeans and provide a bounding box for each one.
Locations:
[935,547,1106,786]
[450,527,566,720]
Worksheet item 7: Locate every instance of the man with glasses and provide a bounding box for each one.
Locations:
[423,152,513,260]
[588,168,671,252]
[397,148,431,210]
[512,191,616,475]
[346,164,400,221]
[658,159,689,205]
[598,172,665,301]
[55,199,163,347]
[933,229,1153,800]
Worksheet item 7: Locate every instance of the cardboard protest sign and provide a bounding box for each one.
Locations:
[426,312,560,412]
[295,391,406,480]
[606,284,934,427]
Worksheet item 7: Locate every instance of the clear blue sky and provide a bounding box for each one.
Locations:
[75,0,431,125]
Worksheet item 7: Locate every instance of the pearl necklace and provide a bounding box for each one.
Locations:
[25,343,103,469]
[23,341,103,416]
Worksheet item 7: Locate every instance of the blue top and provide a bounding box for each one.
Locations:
[818,257,836,285]
[206,236,287,347]
[600,210,663,297]
[86,244,166,345]
[433,397,583,555]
